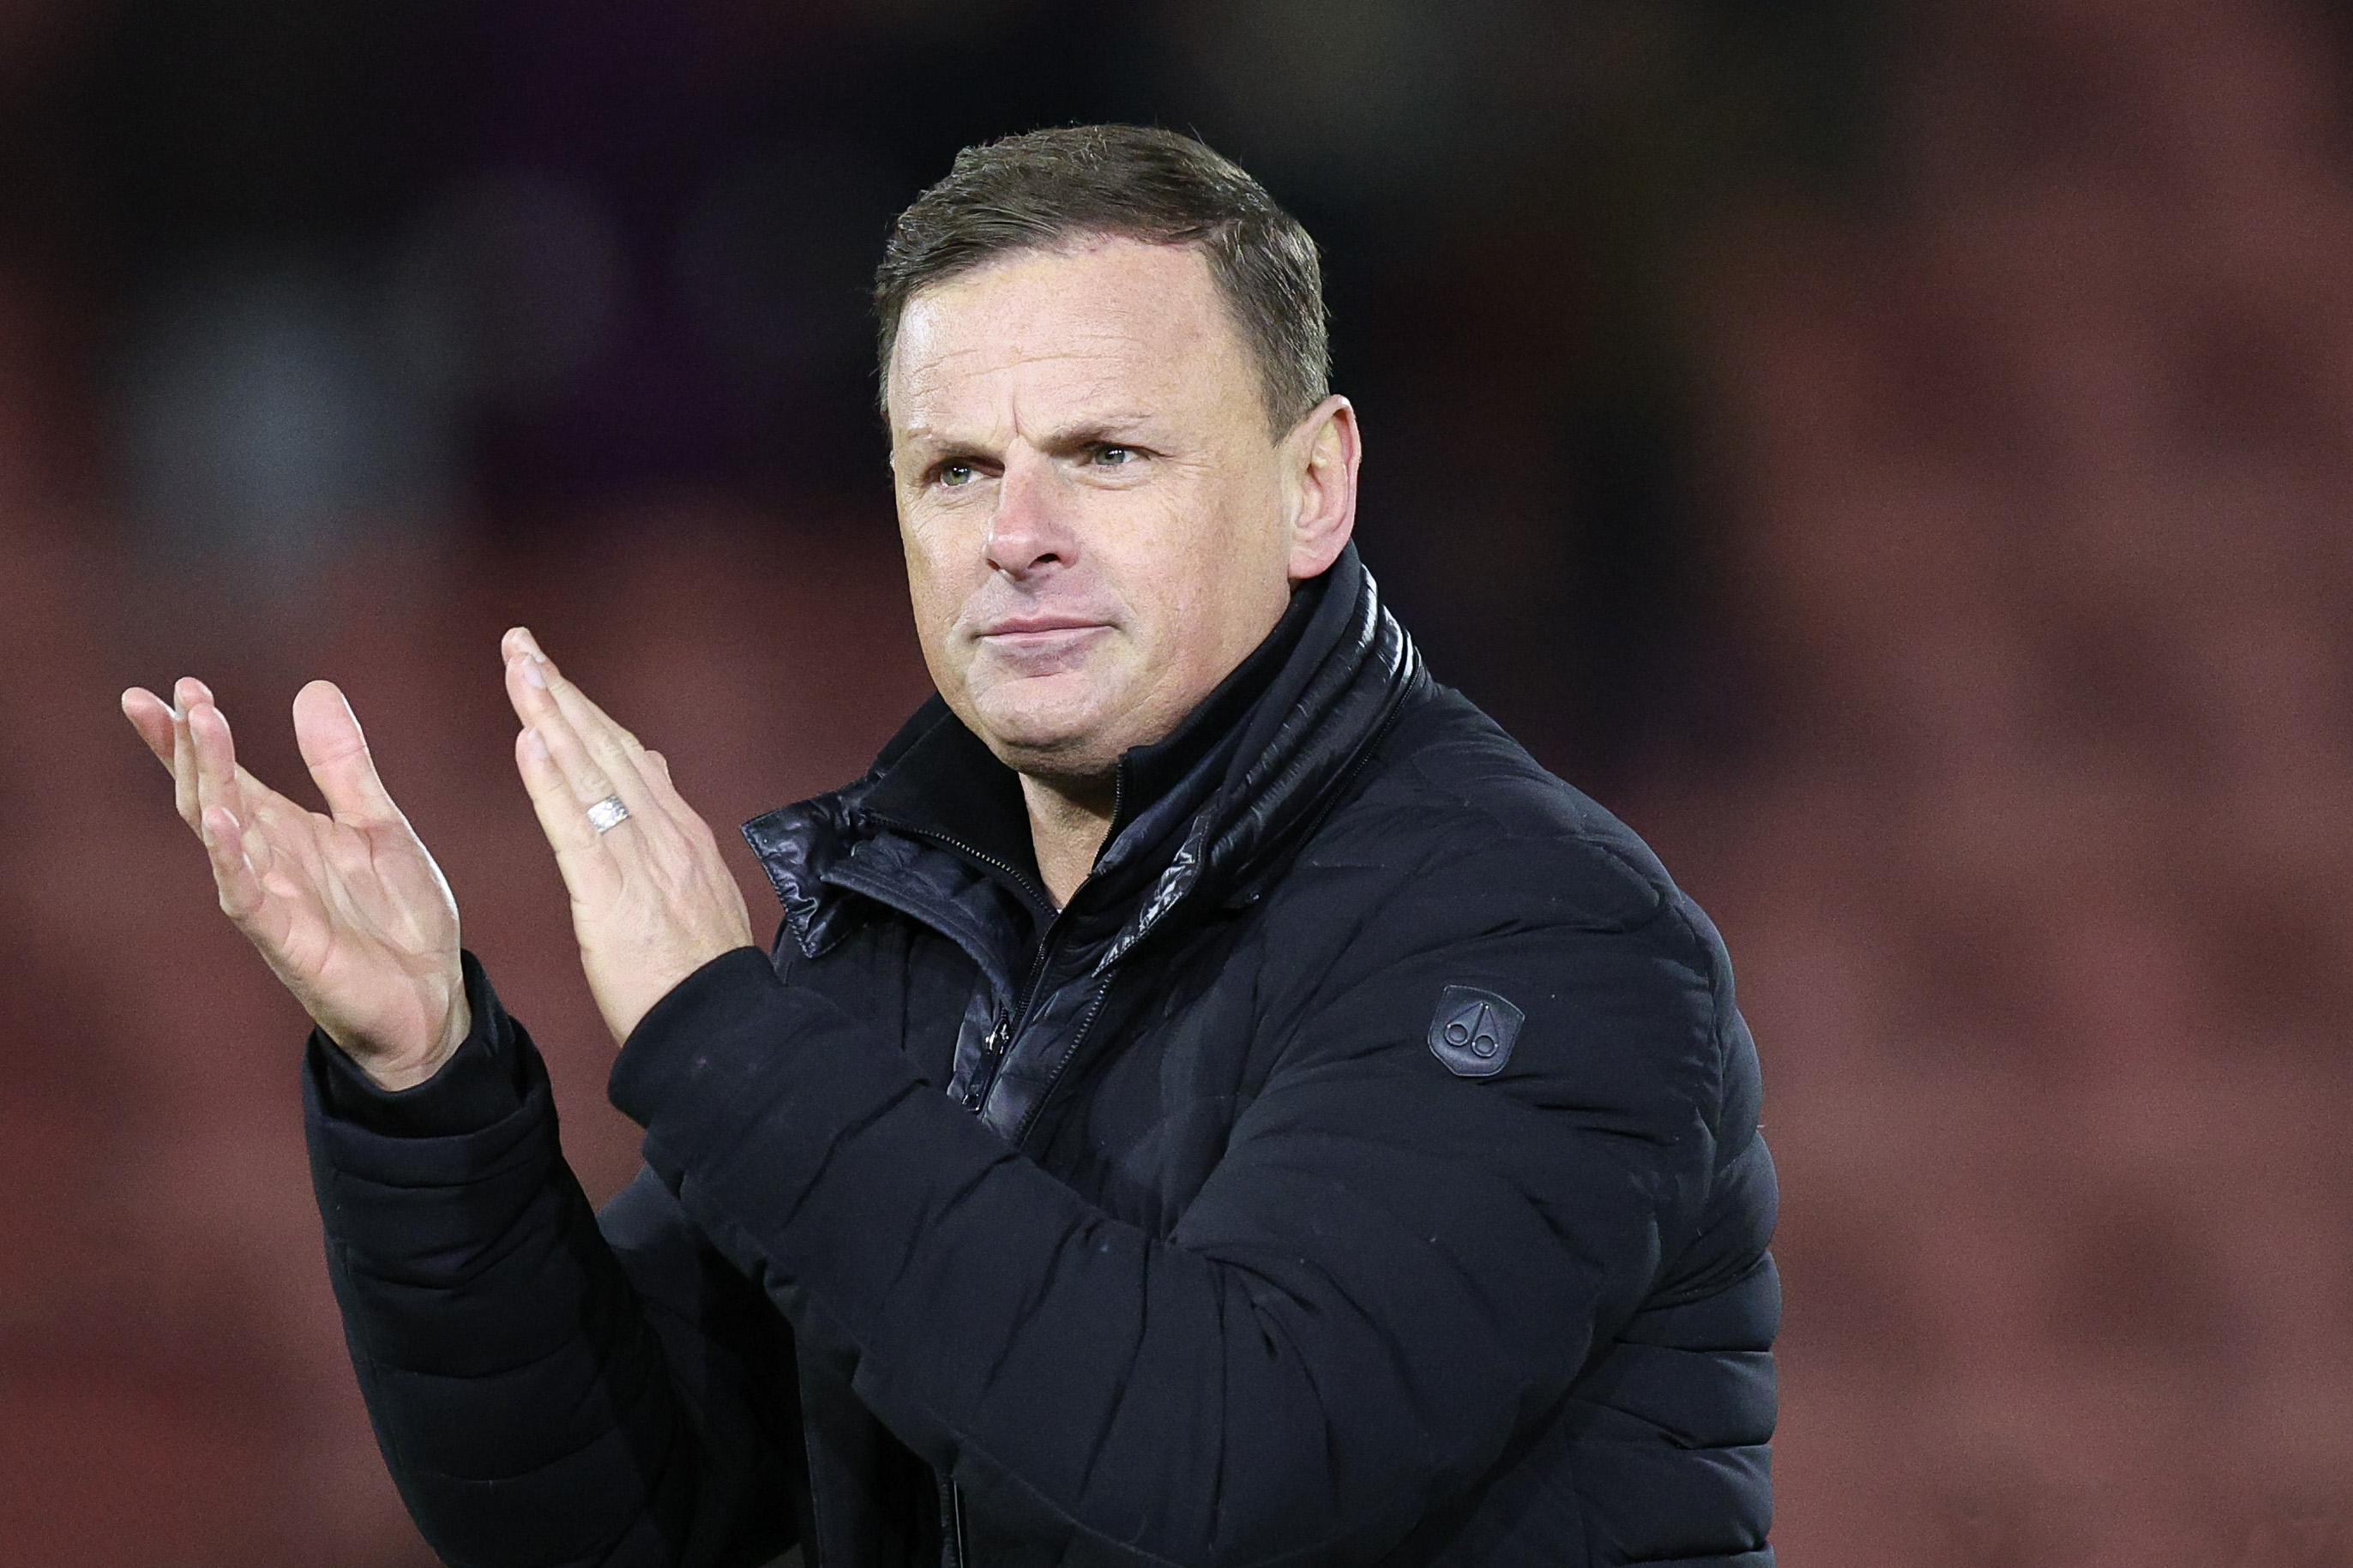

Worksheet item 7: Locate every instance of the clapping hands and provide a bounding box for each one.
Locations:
[124,630,755,1090]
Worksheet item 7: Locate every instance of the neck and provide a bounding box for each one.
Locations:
[1020,771,1116,908]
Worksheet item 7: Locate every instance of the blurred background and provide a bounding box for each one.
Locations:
[1,0,2347,1561]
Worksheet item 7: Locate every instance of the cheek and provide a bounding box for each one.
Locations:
[1127,484,1283,631]
[900,505,974,594]
[898,516,972,664]
[1088,504,1207,636]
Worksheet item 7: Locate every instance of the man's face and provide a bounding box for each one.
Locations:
[887,238,1307,784]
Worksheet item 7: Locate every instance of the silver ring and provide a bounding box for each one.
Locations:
[585,795,630,834]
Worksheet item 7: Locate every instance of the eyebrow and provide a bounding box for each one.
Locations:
[896,412,1164,458]
[1038,415,1159,454]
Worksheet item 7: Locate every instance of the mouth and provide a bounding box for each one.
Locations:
[972,616,1114,672]
[977,616,1112,645]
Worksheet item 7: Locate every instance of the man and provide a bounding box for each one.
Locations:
[123,126,1777,1566]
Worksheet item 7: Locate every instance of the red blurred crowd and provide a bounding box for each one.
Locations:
[3,2,2350,1564]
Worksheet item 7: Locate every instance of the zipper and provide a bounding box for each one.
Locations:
[896,759,1127,933]
[960,921,1069,1120]
[948,882,1066,1115]
[868,772,1140,1144]
[960,1007,1012,1113]
[846,814,1061,1122]
[1006,917,1059,1031]
[950,1477,972,1565]
[997,695,1409,1146]
[798,1369,832,1568]
[865,818,1056,917]
[1012,970,1116,1150]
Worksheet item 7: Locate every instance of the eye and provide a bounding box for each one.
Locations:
[1090,445,1138,466]
[936,461,977,488]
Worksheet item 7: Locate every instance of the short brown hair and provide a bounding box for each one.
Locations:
[874,124,1329,433]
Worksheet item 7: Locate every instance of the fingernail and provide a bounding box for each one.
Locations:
[523,727,548,760]
[515,627,543,657]
[521,656,548,689]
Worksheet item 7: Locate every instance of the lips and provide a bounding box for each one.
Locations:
[978,615,1109,639]
[972,615,1113,676]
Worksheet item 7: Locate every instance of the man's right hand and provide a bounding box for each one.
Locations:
[122,677,469,1090]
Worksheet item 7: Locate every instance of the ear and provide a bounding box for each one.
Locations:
[1283,395,1360,581]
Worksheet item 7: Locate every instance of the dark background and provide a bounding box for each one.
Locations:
[3,1,2348,1562]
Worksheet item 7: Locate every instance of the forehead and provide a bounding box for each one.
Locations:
[886,238,1255,436]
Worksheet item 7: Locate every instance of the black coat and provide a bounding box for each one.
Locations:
[304,548,1779,1568]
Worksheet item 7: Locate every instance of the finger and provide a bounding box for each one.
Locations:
[515,703,636,838]
[123,688,178,772]
[171,677,216,828]
[635,748,704,832]
[641,748,678,800]
[292,680,406,828]
[504,628,656,778]
[503,650,647,823]
[549,672,644,760]
[230,766,310,832]
[202,803,268,922]
[503,628,650,785]
[187,697,250,848]
[557,691,649,804]
[514,724,633,886]
[139,685,307,857]
[502,640,635,830]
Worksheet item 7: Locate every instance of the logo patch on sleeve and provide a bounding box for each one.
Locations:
[1427,985,1524,1078]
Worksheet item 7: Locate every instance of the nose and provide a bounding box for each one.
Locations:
[984,450,1078,580]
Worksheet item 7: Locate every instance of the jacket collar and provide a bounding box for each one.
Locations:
[743,544,1423,963]
[845,570,1321,921]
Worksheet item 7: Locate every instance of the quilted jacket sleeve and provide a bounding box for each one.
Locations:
[304,954,799,1568]
[610,832,1769,1568]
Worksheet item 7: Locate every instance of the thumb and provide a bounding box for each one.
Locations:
[293,681,405,827]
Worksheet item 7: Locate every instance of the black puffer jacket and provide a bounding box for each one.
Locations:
[304,547,1778,1568]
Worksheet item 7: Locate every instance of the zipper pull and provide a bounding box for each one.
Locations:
[960,1009,1012,1113]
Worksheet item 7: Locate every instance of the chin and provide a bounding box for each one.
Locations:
[967,679,1124,776]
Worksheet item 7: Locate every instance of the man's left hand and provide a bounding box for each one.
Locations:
[502,627,755,1044]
